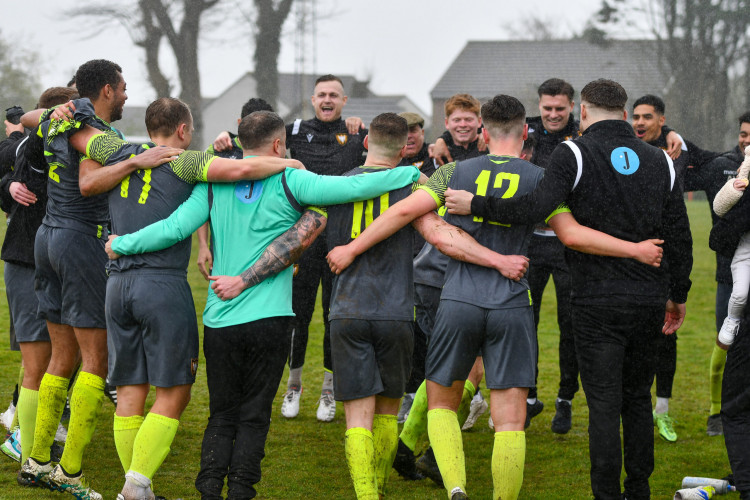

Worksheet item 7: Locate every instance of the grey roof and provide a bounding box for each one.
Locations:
[343,96,431,129]
[431,40,669,104]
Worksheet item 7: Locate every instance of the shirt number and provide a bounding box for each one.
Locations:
[351,193,389,238]
[473,170,520,226]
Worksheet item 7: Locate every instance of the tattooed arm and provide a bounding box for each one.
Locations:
[209,209,327,300]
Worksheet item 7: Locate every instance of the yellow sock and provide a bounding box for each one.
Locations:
[372,414,398,496]
[344,427,378,500]
[30,373,69,463]
[114,414,144,473]
[427,408,465,496]
[59,372,104,474]
[129,412,179,480]
[400,381,428,454]
[11,365,24,431]
[457,380,477,426]
[17,388,38,463]
[492,431,525,500]
[709,344,727,415]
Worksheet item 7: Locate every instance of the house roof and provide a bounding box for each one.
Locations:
[343,95,431,130]
[431,39,669,104]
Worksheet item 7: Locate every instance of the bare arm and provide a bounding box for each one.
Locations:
[79,146,183,196]
[20,109,44,129]
[548,212,663,267]
[412,211,529,281]
[205,156,305,182]
[209,209,327,300]
[196,222,212,280]
[327,189,436,274]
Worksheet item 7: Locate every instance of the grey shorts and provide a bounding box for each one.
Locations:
[330,319,414,401]
[34,224,107,328]
[427,299,536,390]
[4,262,49,344]
[106,272,199,387]
[414,284,441,336]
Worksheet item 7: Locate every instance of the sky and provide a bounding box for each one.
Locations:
[3,0,606,113]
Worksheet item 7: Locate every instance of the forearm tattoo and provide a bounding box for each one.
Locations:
[240,209,327,288]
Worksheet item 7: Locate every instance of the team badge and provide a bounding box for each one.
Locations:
[336,133,348,145]
[306,133,314,142]
[235,180,263,204]
[191,358,199,376]
[610,147,640,175]
[413,161,424,168]
[565,135,573,141]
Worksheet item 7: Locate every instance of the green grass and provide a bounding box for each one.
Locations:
[0,200,736,499]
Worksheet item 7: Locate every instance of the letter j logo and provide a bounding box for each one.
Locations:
[610,147,640,175]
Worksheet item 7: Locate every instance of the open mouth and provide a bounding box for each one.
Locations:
[635,129,647,138]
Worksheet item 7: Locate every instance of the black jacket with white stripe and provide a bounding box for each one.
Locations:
[471,119,692,305]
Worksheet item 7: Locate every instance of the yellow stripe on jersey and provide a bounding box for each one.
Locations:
[545,202,571,224]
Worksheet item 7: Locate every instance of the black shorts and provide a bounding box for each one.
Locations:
[106,272,199,387]
[4,262,49,343]
[330,319,413,401]
[427,299,536,389]
[34,224,107,328]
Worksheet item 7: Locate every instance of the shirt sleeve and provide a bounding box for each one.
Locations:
[111,183,210,255]
[416,162,454,207]
[287,166,421,206]
[662,176,693,303]
[471,144,577,224]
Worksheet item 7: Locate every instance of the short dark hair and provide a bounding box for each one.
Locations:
[315,74,344,89]
[522,134,537,152]
[238,111,286,150]
[368,113,408,153]
[538,78,575,101]
[739,111,750,127]
[241,98,274,119]
[633,94,665,115]
[66,75,76,88]
[481,95,526,137]
[580,79,628,112]
[75,59,123,100]
[145,98,192,137]
[37,87,79,109]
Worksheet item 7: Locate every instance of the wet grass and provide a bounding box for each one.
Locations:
[0,200,735,499]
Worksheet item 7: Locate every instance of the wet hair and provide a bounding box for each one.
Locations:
[580,79,628,112]
[633,94,665,115]
[75,59,123,100]
[145,97,192,137]
[537,78,575,101]
[368,113,408,153]
[481,95,526,137]
[241,98,274,119]
[37,87,79,109]
[238,110,286,150]
[444,94,480,118]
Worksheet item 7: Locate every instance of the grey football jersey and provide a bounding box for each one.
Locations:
[327,166,416,321]
[40,99,122,237]
[85,134,216,272]
[423,156,543,309]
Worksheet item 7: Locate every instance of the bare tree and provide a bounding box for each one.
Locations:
[253,0,295,106]
[595,0,750,149]
[0,29,42,113]
[70,0,219,145]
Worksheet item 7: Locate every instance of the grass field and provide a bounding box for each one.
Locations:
[0,200,737,499]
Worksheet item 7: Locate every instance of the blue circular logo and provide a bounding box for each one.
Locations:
[235,181,263,204]
[610,147,640,175]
